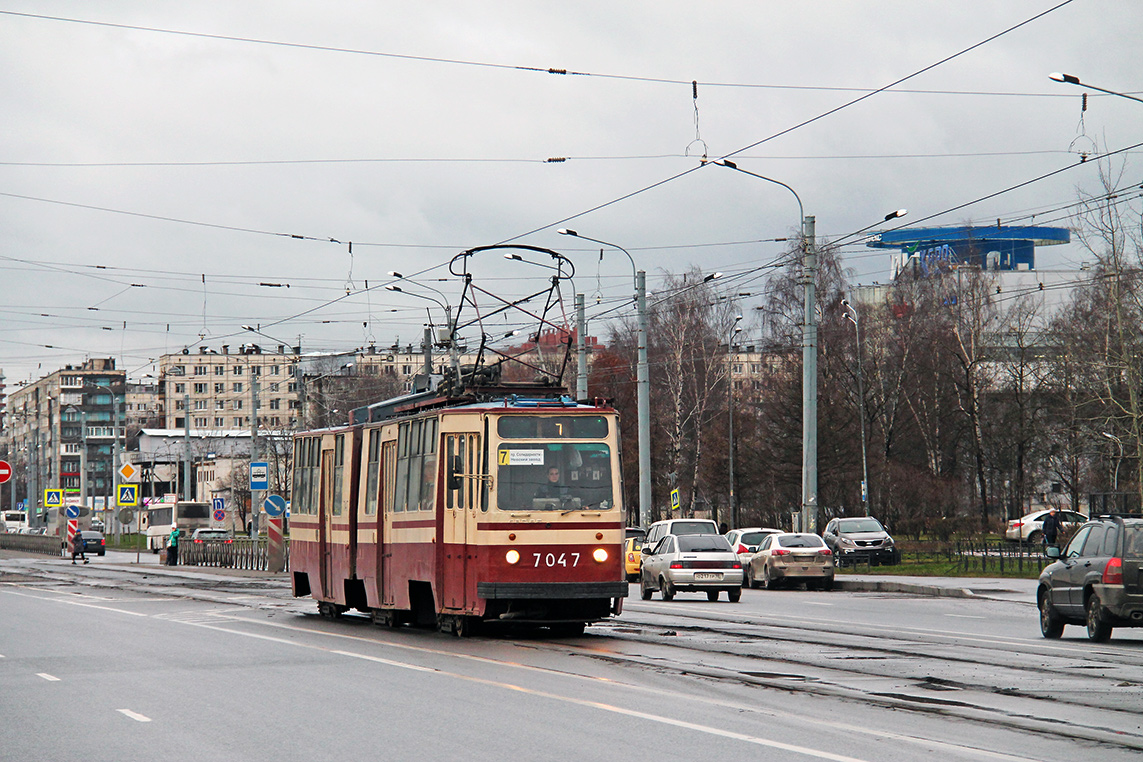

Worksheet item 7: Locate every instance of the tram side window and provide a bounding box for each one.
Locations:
[308,438,320,516]
[408,420,424,511]
[293,439,307,515]
[332,434,345,516]
[419,418,437,511]
[394,423,409,512]
[365,430,380,515]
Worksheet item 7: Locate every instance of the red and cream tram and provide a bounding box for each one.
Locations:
[289,389,628,635]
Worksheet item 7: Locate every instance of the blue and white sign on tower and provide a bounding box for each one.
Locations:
[250,462,269,491]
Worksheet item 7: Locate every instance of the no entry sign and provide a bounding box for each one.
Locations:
[0,460,11,484]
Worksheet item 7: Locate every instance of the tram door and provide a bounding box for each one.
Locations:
[441,432,478,610]
[319,446,336,598]
[379,439,396,606]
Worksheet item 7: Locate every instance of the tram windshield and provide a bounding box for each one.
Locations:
[496,442,614,511]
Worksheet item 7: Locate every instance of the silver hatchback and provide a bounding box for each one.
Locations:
[640,534,744,602]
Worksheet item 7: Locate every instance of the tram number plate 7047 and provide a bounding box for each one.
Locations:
[532,552,581,567]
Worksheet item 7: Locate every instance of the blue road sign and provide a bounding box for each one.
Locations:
[116,484,139,506]
[250,462,269,491]
[212,496,224,513]
[65,505,79,519]
[263,494,286,517]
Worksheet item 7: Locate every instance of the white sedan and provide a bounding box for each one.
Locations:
[1004,509,1086,542]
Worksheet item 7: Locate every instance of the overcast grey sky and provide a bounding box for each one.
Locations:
[2,1,1140,385]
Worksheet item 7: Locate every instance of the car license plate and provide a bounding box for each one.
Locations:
[793,555,816,562]
[694,572,722,581]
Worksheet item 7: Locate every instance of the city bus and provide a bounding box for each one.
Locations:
[1,509,28,533]
[142,501,212,551]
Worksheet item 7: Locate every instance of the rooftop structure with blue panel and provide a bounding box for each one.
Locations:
[868,225,1070,279]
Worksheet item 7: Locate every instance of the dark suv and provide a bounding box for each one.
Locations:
[1037,515,1143,642]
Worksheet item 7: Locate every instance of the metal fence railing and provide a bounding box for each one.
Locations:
[0,532,289,572]
[952,539,1052,575]
[175,537,290,572]
[0,533,61,556]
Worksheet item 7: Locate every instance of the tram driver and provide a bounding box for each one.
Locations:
[535,466,566,499]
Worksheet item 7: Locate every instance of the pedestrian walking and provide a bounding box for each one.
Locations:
[1041,507,1063,547]
[167,525,180,566]
[71,531,88,565]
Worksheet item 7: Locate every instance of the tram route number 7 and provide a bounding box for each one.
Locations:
[532,552,580,567]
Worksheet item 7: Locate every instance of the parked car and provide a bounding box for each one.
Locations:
[623,536,644,582]
[642,518,719,551]
[77,530,106,556]
[822,516,900,566]
[1005,509,1087,543]
[640,533,743,602]
[185,528,235,566]
[1037,515,1143,642]
[724,527,782,580]
[747,533,834,590]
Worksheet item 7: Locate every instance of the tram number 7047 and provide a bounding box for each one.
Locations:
[533,551,581,568]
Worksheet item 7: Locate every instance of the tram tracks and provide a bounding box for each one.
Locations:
[537,605,1143,752]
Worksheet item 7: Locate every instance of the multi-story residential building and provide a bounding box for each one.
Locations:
[157,343,302,431]
[5,358,126,517]
[124,381,162,430]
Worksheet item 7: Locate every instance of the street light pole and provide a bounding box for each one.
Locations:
[385,277,460,390]
[558,229,651,530]
[728,315,743,529]
[1049,72,1143,104]
[712,160,818,532]
[843,300,869,515]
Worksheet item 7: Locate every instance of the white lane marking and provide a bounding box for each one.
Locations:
[946,614,986,619]
[1,588,150,617]
[328,648,869,761]
[0,585,1064,759]
[801,601,834,606]
[181,617,1035,761]
[117,709,152,722]
[37,673,60,681]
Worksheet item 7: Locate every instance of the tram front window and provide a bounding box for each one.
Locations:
[497,443,613,511]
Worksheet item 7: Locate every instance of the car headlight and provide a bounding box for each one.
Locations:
[885,537,895,547]
[838,537,857,548]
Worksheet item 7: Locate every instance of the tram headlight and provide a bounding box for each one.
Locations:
[592,548,609,563]
[506,549,521,565]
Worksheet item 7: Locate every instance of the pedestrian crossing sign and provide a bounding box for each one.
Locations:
[44,488,64,508]
[117,484,139,506]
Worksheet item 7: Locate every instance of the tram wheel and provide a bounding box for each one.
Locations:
[318,602,342,620]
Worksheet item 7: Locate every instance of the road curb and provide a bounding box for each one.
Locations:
[836,578,977,598]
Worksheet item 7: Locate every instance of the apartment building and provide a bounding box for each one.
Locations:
[4,358,126,513]
[158,344,301,431]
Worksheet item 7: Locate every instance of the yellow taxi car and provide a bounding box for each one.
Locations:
[623,536,644,582]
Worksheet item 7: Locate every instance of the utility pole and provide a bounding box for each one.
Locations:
[182,394,191,501]
[112,394,121,539]
[636,271,650,529]
[250,377,259,537]
[801,215,818,534]
[576,294,588,401]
